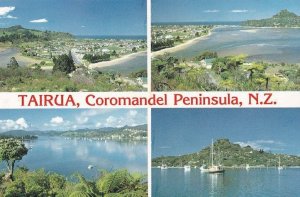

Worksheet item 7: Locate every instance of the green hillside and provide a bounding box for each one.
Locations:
[152,139,300,167]
[0,25,73,43]
[242,9,300,27]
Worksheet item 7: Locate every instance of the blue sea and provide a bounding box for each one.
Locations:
[76,35,146,40]
[152,168,300,197]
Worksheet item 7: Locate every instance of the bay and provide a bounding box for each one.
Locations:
[170,26,300,64]
[1,136,147,180]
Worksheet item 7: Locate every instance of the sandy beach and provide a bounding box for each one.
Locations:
[15,53,40,65]
[152,31,212,57]
[89,51,146,69]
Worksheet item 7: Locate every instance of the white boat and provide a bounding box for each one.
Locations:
[88,165,94,170]
[246,164,250,170]
[278,156,283,170]
[208,139,225,173]
[200,165,209,172]
[161,164,168,170]
[184,165,191,171]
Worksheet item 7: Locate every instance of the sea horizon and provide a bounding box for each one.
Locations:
[75,34,147,40]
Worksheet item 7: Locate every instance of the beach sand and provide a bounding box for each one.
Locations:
[152,31,212,57]
[89,51,146,69]
[15,53,40,65]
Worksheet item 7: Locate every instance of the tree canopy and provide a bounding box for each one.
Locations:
[52,54,76,74]
[0,138,28,181]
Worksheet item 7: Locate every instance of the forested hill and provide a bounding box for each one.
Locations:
[242,9,300,27]
[152,139,300,167]
[0,124,147,140]
[0,25,73,43]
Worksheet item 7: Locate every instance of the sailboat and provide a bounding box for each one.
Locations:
[208,139,225,173]
[278,156,283,170]
[161,160,168,170]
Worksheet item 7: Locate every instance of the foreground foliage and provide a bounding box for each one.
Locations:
[0,168,147,197]
[152,53,300,91]
[0,64,145,92]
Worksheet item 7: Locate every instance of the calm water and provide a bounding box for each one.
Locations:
[96,51,147,75]
[170,26,300,64]
[1,136,147,179]
[152,168,300,197]
[0,48,31,67]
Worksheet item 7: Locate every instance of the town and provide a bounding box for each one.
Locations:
[19,37,146,65]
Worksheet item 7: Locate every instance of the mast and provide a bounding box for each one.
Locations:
[211,139,214,166]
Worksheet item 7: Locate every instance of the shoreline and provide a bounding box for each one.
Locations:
[89,51,146,69]
[151,31,212,57]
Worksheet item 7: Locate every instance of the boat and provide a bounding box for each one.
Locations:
[161,163,168,170]
[278,156,283,170]
[200,165,209,172]
[246,164,250,170]
[88,165,94,170]
[208,139,225,173]
[184,165,191,171]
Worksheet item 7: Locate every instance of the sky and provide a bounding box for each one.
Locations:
[152,108,300,157]
[152,0,300,23]
[0,0,146,36]
[0,109,147,132]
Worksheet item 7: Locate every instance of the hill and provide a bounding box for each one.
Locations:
[242,9,300,27]
[152,139,300,167]
[58,124,147,140]
[0,129,40,137]
[0,25,73,43]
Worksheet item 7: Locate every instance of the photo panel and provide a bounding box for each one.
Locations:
[0,108,148,196]
[151,0,300,91]
[0,0,147,92]
[152,108,300,196]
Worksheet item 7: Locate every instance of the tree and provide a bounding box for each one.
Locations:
[132,47,137,52]
[0,138,28,181]
[52,54,76,74]
[7,57,19,69]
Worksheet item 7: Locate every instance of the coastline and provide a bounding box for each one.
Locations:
[89,51,146,69]
[151,31,212,57]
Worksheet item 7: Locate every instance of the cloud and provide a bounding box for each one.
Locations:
[76,109,113,124]
[235,140,285,152]
[6,15,17,19]
[0,117,28,131]
[128,110,138,117]
[50,116,64,125]
[30,18,48,23]
[0,6,15,16]
[231,10,248,13]
[204,10,219,13]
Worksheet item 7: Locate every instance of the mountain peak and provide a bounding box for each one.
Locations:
[7,25,24,30]
[273,9,298,18]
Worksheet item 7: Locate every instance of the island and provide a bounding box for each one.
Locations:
[242,9,300,27]
[152,139,300,168]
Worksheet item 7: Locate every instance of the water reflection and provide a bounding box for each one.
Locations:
[19,136,147,179]
[209,173,224,197]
